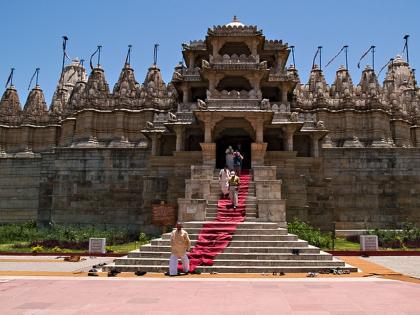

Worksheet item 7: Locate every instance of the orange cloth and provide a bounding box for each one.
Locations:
[170,229,191,257]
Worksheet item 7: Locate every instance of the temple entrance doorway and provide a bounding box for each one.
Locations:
[216,135,252,169]
[213,118,255,169]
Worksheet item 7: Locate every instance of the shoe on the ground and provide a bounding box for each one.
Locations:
[134,271,147,276]
[279,272,285,276]
[88,272,98,277]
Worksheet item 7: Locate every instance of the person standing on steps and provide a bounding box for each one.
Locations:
[169,222,191,276]
[228,171,241,209]
[233,149,244,176]
[219,165,231,199]
[225,146,234,171]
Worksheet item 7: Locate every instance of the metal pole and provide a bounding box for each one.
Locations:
[97,46,102,68]
[290,45,296,68]
[318,46,322,70]
[35,68,40,86]
[344,45,348,70]
[371,46,376,72]
[404,35,409,63]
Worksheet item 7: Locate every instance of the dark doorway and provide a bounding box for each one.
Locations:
[216,135,252,169]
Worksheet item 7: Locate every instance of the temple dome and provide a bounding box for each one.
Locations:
[226,16,244,27]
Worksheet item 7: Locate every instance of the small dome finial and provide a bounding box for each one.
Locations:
[233,15,238,22]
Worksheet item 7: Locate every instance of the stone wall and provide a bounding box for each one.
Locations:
[0,157,41,222]
[265,148,420,230]
[323,148,420,229]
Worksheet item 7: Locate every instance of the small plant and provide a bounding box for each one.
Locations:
[287,218,333,249]
[52,246,62,253]
[31,245,44,253]
[139,232,149,245]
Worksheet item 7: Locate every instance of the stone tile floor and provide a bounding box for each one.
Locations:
[0,255,114,272]
[0,277,419,314]
[363,256,420,279]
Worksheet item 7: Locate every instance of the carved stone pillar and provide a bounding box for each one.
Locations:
[182,85,189,103]
[204,120,215,143]
[251,142,267,166]
[188,54,195,71]
[200,142,216,166]
[282,89,288,105]
[150,133,161,156]
[283,130,294,151]
[281,124,301,151]
[256,120,264,143]
[174,125,185,152]
[311,134,321,158]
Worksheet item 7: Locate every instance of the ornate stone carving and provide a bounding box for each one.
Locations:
[113,64,140,108]
[22,86,49,124]
[0,86,22,125]
[139,65,177,110]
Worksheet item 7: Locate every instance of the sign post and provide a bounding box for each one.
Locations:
[89,238,106,254]
[360,235,378,251]
[152,202,177,233]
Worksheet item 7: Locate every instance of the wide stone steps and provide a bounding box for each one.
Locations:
[113,258,344,267]
[148,239,309,248]
[104,264,356,274]
[126,251,332,261]
[181,222,279,229]
[173,228,287,235]
[134,245,322,255]
[160,233,298,241]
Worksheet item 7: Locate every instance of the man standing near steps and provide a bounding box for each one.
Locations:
[228,171,241,209]
[169,222,191,276]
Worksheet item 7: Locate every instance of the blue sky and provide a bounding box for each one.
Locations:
[0,0,419,105]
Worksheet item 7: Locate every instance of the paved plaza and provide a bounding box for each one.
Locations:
[0,276,419,315]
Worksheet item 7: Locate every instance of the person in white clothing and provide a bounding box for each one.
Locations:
[219,165,231,198]
[225,146,234,170]
[169,222,191,276]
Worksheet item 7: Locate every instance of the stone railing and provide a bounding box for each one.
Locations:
[210,54,258,64]
[268,72,297,82]
[207,89,260,100]
[171,68,201,82]
[205,99,261,110]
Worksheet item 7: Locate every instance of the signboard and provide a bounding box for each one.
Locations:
[89,238,106,254]
[152,202,176,226]
[360,235,378,251]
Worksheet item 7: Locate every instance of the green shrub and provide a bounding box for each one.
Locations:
[367,222,420,248]
[31,245,44,253]
[287,218,333,249]
[0,222,149,250]
[139,232,149,245]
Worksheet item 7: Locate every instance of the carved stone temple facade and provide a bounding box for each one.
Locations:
[1,18,420,232]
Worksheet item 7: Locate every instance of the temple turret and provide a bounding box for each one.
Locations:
[357,65,381,99]
[66,80,87,114]
[22,85,49,124]
[50,59,87,118]
[82,67,110,110]
[0,86,22,125]
[113,63,140,108]
[139,65,177,110]
[330,66,354,99]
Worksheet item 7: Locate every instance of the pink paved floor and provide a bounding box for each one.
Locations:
[0,277,419,315]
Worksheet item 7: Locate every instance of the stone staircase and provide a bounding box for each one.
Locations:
[104,167,357,274]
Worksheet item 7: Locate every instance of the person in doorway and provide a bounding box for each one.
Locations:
[233,149,244,176]
[225,146,234,170]
[228,171,241,209]
[219,165,231,199]
[169,222,191,276]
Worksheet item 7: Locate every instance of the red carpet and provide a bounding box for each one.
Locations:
[180,170,251,272]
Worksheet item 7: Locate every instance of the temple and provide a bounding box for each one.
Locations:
[1,17,420,233]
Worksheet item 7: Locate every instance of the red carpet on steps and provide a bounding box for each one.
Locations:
[179,170,251,272]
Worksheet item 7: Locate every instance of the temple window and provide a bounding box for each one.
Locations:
[216,76,252,92]
[219,42,251,56]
